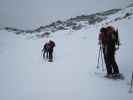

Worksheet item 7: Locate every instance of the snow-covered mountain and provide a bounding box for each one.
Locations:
[0,3,133,100]
[3,4,133,38]
[3,9,120,35]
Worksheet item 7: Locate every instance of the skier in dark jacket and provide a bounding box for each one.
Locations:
[106,26,120,77]
[47,40,56,62]
[99,26,120,78]
[42,42,49,59]
[99,27,109,74]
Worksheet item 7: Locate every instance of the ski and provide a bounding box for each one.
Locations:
[94,72,125,80]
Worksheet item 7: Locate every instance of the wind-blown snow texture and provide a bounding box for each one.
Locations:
[0,7,133,100]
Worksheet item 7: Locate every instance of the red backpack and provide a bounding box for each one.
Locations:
[99,27,108,46]
[48,40,55,49]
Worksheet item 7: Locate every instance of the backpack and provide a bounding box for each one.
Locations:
[99,27,108,47]
[48,40,55,50]
[99,26,120,47]
[107,26,120,46]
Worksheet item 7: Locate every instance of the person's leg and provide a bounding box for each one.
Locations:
[49,52,52,60]
[106,59,112,75]
[43,51,46,59]
[111,52,119,74]
[106,47,113,75]
[103,48,108,71]
[46,50,49,59]
[48,49,53,61]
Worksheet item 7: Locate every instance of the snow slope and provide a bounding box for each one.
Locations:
[0,10,133,100]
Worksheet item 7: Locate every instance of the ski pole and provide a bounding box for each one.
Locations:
[129,72,133,93]
[100,47,104,71]
[96,46,101,69]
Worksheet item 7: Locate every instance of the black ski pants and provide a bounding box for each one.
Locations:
[103,46,119,75]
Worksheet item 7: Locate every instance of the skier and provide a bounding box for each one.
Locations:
[98,26,120,78]
[99,27,109,73]
[47,40,56,62]
[42,42,49,59]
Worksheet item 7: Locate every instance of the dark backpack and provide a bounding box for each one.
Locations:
[109,29,120,46]
[50,41,55,48]
[107,26,120,47]
[47,40,55,50]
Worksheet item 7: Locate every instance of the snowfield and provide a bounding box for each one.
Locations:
[0,9,133,100]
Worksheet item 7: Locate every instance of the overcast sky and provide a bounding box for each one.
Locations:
[0,0,132,29]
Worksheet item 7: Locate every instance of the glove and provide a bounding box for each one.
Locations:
[115,45,119,50]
